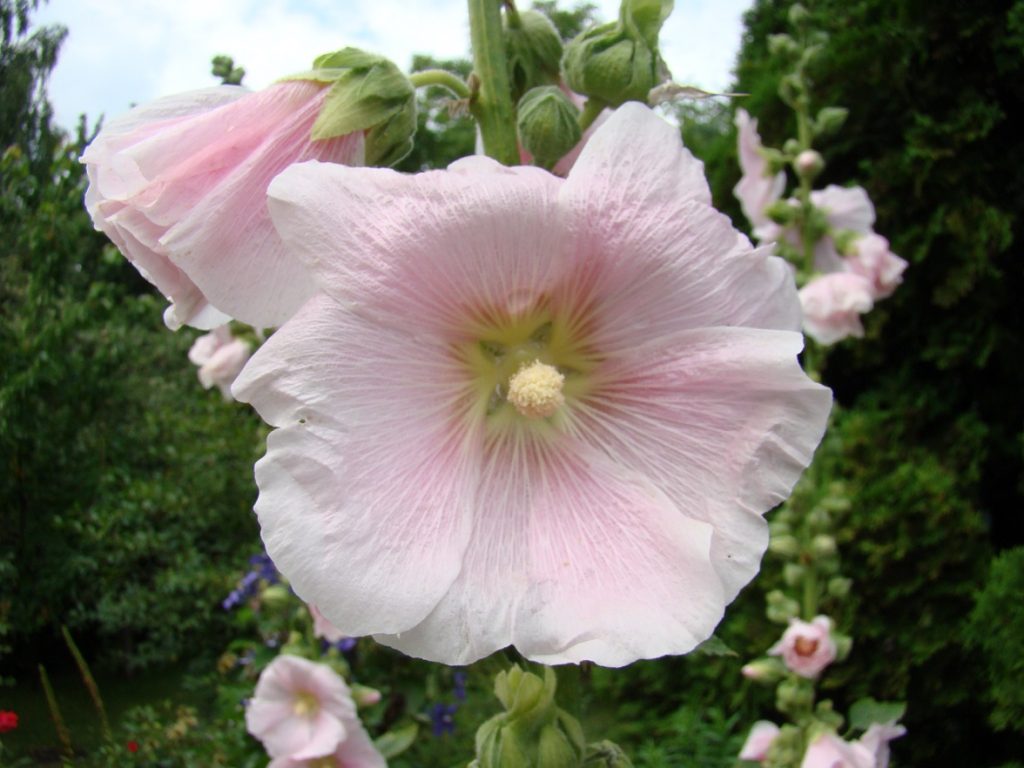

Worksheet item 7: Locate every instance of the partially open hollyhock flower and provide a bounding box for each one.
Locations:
[234,102,832,666]
[859,722,906,768]
[808,185,875,273]
[769,616,837,678]
[801,731,874,768]
[734,109,786,241]
[83,81,364,330]
[739,721,780,763]
[188,325,252,399]
[845,233,907,300]
[799,273,875,346]
[246,655,358,760]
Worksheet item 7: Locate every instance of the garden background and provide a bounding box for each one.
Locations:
[1,0,1022,765]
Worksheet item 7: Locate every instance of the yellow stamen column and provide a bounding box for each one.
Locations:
[507,360,565,420]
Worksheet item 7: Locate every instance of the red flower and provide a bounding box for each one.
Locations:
[127,740,139,753]
[0,710,18,732]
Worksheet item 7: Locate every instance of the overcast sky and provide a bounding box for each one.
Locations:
[34,0,753,131]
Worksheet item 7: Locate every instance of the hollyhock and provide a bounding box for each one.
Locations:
[734,109,786,241]
[808,185,875,273]
[845,233,907,300]
[739,721,780,763]
[310,604,346,644]
[799,273,875,346]
[188,325,252,398]
[768,615,837,678]
[246,655,357,760]
[82,80,364,330]
[859,722,906,768]
[266,722,386,768]
[234,102,832,667]
[801,731,874,768]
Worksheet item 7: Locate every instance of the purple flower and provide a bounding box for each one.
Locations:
[222,551,280,611]
[453,670,467,702]
[429,702,457,737]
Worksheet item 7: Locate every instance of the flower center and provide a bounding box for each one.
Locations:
[292,691,320,717]
[794,637,819,657]
[308,759,335,768]
[507,360,565,419]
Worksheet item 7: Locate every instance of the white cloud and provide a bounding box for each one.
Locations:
[34,0,749,130]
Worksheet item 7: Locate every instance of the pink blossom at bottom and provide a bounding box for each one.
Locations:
[188,325,251,399]
[739,721,780,762]
[799,273,875,345]
[267,724,386,768]
[802,732,874,768]
[245,655,356,760]
[768,616,837,678]
[845,233,908,300]
[235,102,832,667]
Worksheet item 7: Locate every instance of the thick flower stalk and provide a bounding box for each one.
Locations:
[246,654,385,765]
[234,103,831,667]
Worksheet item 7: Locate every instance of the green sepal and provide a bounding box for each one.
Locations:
[505,9,563,103]
[283,47,416,167]
[517,86,582,170]
[848,697,906,731]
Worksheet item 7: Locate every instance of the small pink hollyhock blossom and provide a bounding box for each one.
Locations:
[769,616,838,678]
[82,81,364,330]
[799,273,875,346]
[188,326,252,399]
[310,604,346,644]
[734,109,786,240]
[234,102,832,667]
[809,185,875,273]
[245,655,356,760]
[801,732,874,768]
[845,233,908,300]
[739,721,780,762]
[859,722,906,768]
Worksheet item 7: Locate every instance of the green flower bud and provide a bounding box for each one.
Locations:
[807,506,832,532]
[505,9,564,102]
[766,590,800,624]
[788,4,810,27]
[814,699,845,730]
[834,633,853,661]
[474,666,585,768]
[776,678,814,715]
[811,534,837,558]
[769,534,800,557]
[782,138,801,156]
[287,47,416,167]
[562,0,674,107]
[795,149,824,179]
[833,228,861,257]
[584,740,634,767]
[783,563,806,587]
[767,33,800,58]
[741,658,786,684]
[517,86,582,170]
[764,725,803,768]
[260,584,291,609]
[827,576,852,598]
[815,106,849,137]
[768,520,791,539]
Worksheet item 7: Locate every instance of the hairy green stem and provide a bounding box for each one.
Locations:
[409,69,472,99]
[578,98,606,133]
[62,626,112,743]
[39,664,74,761]
[468,0,519,164]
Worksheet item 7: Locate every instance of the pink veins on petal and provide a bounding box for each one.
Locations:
[234,102,833,667]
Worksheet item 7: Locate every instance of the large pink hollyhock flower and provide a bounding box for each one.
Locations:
[188,325,252,399]
[82,81,364,330]
[734,109,786,241]
[739,721,780,763]
[799,273,875,346]
[859,722,906,768]
[234,102,832,667]
[246,655,359,760]
[845,233,908,300]
[801,732,874,768]
[768,615,837,678]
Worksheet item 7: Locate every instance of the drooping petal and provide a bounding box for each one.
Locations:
[377,441,724,667]
[567,327,831,600]
[733,109,786,232]
[233,295,477,636]
[811,185,875,234]
[266,157,565,335]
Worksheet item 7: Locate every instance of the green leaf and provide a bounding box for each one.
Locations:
[374,722,419,759]
[693,635,737,657]
[848,697,906,731]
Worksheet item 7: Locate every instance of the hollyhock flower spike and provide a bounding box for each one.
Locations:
[246,655,357,760]
[739,721,779,763]
[235,102,832,667]
[188,325,252,399]
[83,81,365,329]
[734,109,786,241]
[799,273,875,346]
[768,615,837,678]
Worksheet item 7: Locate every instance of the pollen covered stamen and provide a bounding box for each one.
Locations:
[292,692,319,717]
[507,360,565,419]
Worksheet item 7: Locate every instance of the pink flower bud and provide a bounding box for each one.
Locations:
[739,721,780,763]
[795,150,824,178]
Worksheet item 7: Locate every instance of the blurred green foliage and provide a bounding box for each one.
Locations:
[0,1,262,674]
